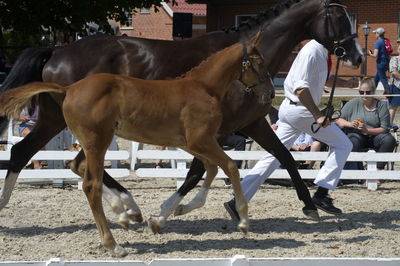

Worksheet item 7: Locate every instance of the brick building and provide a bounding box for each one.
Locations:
[118,0,206,40]
[189,0,400,78]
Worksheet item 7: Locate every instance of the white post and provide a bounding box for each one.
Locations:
[366,150,378,191]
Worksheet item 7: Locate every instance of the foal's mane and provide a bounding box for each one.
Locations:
[176,42,242,80]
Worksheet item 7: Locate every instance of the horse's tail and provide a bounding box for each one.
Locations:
[0,47,54,134]
[0,82,66,119]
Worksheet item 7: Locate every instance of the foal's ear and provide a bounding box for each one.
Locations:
[251,31,264,48]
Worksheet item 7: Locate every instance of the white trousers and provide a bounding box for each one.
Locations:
[241,100,353,202]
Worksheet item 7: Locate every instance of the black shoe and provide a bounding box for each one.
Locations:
[312,195,342,215]
[224,199,239,221]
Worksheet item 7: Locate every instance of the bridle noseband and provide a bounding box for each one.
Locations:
[238,39,271,92]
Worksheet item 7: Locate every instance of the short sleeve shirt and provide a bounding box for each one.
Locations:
[374,38,389,65]
[340,98,390,132]
[283,40,328,106]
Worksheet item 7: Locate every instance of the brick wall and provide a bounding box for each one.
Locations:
[121,7,173,40]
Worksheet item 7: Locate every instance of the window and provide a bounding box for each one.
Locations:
[140,7,150,14]
[235,14,256,28]
[121,11,132,28]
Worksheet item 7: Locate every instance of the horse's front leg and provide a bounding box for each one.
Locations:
[173,158,217,216]
[188,139,249,233]
[239,117,319,220]
[148,157,205,233]
[148,157,206,233]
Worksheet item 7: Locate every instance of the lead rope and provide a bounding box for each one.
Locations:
[311,54,341,133]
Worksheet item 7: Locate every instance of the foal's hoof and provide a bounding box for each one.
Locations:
[302,207,320,221]
[238,221,249,234]
[111,245,128,257]
[127,211,143,223]
[148,217,164,234]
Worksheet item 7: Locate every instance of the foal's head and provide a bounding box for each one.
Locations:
[238,32,272,92]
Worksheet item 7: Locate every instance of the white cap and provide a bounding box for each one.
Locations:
[373,27,385,34]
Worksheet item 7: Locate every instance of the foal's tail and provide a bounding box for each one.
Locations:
[0,47,54,134]
[0,82,66,119]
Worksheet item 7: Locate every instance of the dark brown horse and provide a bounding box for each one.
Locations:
[0,0,362,232]
[0,35,268,257]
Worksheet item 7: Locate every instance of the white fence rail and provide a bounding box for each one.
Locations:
[134,149,400,191]
[1,256,400,266]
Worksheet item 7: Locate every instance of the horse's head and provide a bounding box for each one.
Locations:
[238,32,272,92]
[309,0,363,68]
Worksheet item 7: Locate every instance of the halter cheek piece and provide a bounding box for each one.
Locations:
[323,1,357,58]
[311,0,358,133]
[238,39,271,92]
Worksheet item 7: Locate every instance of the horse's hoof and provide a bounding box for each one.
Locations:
[127,211,143,223]
[174,204,187,216]
[147,217,163,234]
[112,245,128,257]
[117,219,130,230]
[302,207,320,221]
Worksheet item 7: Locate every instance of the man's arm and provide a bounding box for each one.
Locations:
[296,88,330,128]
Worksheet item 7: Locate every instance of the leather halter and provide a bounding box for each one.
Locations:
[323,0,358,58]
[311,0,358,133]
[238,39,271,92]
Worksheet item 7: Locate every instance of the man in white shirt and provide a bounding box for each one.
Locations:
[224,40,353,219]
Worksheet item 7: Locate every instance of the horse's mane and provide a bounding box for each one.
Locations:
[225,0,302,34]
[176,0,304,79]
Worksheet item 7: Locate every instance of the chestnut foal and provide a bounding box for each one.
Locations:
[0,34,270,257]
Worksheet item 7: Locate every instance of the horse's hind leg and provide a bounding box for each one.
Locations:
[69,150,142,229]
[0,96,66,211]
[174,158,217,216]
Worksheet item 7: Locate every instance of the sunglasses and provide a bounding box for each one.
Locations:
[359,90,372,95]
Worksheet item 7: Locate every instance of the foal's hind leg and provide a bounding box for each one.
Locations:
[69,150,142,229]
[0,96,66,211]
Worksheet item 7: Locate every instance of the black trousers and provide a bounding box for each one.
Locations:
[224,134,246,168]
[344,132,397,170]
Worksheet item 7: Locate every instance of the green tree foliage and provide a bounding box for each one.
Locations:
[0,0,176,36]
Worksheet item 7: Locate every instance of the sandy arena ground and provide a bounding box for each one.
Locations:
[0,175,400,262]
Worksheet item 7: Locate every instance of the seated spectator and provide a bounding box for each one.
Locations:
[18,96,41,169]
[335,78,397,170]
[291,132,321,169]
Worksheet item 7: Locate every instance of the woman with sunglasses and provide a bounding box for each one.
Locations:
[335,78,397,171]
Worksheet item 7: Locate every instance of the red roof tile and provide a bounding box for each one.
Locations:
[168,0,206,16]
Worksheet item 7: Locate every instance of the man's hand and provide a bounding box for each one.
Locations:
[316,115,331,128]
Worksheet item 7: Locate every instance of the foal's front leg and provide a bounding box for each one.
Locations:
[187,140,249,233]
[173,158,217,216]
